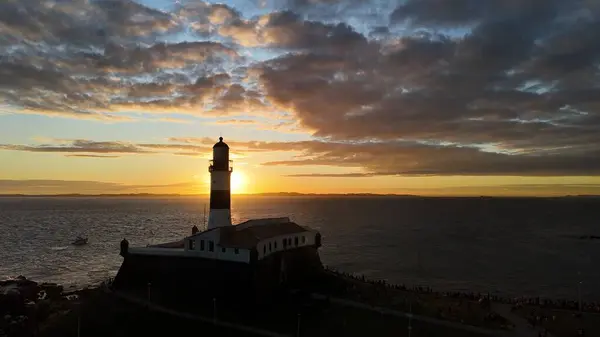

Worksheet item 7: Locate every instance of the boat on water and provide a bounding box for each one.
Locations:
[72,236,88,246]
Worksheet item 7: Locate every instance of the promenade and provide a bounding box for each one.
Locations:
[111,290,288,337]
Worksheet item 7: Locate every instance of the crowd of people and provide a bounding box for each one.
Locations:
[323,266,600,314]
[322,266,511,329]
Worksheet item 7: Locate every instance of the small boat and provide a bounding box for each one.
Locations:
[72,236,88,246]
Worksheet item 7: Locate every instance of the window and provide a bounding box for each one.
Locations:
[209,241,214,252]
[274,241,278,249]
[234,248,239,255]
[269,242,272,252]
[188,240,195,250]
[200,240,205,251]
[294,237,299,246]
[302,236,306,244]
[283,239,287,249]
[263,245,266,254]
[221,247,226,253]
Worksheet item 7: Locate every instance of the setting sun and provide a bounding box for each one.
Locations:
[230,170,246,194]
[200,170,247,194]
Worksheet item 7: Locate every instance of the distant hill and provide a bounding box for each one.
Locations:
[0,192,416,198]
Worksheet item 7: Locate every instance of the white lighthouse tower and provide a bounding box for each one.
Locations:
[207,137,232,230]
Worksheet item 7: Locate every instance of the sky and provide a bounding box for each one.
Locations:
[1,0,600,196]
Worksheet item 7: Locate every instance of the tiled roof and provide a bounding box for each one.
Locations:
[219,221,309,249]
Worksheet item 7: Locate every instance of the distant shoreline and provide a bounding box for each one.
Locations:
[0,193,599,198]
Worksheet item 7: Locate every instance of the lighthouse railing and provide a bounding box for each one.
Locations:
[208,160,233,172]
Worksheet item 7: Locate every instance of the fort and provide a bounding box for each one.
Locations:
[114,137,323,304]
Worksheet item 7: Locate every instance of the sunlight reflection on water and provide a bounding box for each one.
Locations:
[1,196,599,300]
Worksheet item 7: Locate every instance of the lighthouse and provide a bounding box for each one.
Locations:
[207,137,232,230]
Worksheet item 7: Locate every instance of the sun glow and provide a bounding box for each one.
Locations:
[230,170,247,194]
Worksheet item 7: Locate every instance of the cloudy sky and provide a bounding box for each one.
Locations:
[1,0,600,195]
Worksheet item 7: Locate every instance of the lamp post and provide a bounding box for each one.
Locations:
[296,313,301,337]
[213,297,217,325]
[408,302,413,337]
[578,280,583,313]
[74,300,81,337]
[577,271,583,313]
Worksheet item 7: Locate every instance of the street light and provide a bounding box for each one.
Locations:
[408,302,413,337]
[77,311,81,337]
[577,271,583,313]
[73,300,82,337]
[213,297,217,325]
[578,280,583,313]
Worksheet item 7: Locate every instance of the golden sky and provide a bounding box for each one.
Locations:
[1,0,600,196]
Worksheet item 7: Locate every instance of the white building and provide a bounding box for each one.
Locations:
[122,138,322,264]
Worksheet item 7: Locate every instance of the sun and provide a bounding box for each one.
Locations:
[230,170,247,194]
[199,170,247,194]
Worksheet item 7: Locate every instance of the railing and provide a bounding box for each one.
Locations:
[208,160,233,172]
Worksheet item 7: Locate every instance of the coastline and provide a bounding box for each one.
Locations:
[2,271,598,337]
[1,193,599,199]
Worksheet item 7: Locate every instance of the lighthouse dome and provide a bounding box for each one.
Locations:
[213,137,229,149]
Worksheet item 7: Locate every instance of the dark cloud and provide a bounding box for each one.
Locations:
[0,0,179,47]
[0,0,243,119]
[0,179,201,194]
[250,0,600,176]
[254,140,600,177]
[4,135,600,176]
[0,39,241,117]
[390,0,568,27]
[0,138,225,157]
[0,0,364,119]
[65,154,120,158]
[0,140,149,154]
[287,173,380,177]
[216,10,368,52]
[2,0,600,178]
[151,137,600,176]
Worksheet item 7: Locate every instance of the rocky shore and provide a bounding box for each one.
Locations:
[0,276,262,337]
[2,274,496,337]
[3,274,598,337]
[0,276,73,337]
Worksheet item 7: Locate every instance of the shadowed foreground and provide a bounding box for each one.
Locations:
[2,276,491,337]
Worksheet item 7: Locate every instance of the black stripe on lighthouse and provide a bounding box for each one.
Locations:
[210,190,230,209]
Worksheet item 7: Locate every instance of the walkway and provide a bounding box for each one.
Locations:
[491,303,555,337]
[105,285,552,337]
[111,290,291,337]
[311,293,507,336]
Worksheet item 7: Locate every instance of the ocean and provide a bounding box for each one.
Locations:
[1,196,599,301]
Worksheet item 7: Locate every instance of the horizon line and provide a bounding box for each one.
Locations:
[1,192,599,198]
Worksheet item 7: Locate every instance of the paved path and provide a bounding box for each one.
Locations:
[491,303,554,337]
[311,293,507,336]
[105,285,554,337]
[111,290,291,337]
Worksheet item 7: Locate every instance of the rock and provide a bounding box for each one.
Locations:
[34,300,51,322]
[39,283,62,300]
[1,278,39,303]
[0,290,25,316]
